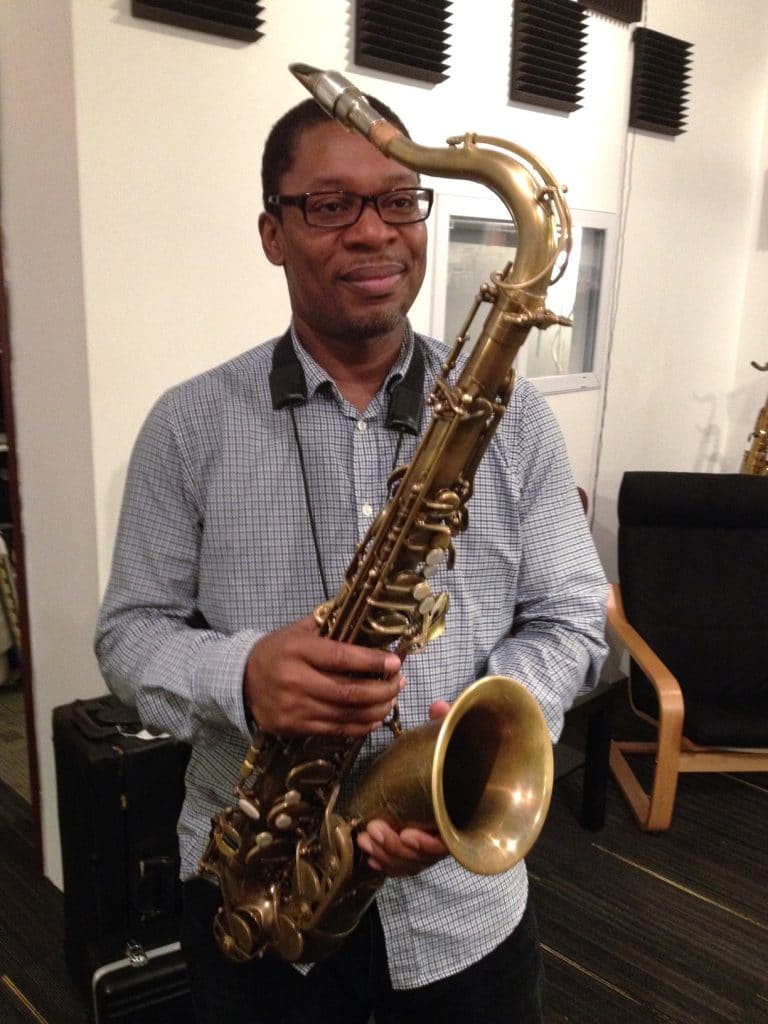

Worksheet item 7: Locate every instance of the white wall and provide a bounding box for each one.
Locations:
[592,1,768,575]
[1,0,767,884]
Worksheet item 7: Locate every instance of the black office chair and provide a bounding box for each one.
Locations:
[607,471,768,831]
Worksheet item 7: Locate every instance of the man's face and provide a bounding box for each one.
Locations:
[259,120,428,353]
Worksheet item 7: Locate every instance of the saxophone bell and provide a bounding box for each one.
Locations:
[349,675,554,876]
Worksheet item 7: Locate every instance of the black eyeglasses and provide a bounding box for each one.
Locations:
[266,187,434,228]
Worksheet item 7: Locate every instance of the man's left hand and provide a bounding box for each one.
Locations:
[357,819,448,876]
[355,699,453,875]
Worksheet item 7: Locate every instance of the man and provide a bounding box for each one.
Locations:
[96,92,607,1023]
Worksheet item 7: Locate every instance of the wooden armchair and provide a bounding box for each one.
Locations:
[607,471,768,831]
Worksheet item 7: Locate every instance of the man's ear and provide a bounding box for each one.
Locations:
[259,211,285,266]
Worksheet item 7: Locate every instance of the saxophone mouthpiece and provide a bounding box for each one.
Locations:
[289,61,391,139]
[289,63,321,92]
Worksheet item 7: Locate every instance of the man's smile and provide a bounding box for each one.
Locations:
[339,262,406,296]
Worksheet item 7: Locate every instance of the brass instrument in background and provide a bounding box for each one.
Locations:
[741,360,768,475]
[199,62,573,964]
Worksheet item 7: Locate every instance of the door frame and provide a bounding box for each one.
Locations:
[0,239,42,871]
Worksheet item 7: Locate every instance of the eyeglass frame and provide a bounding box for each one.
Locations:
[265,187,435,228]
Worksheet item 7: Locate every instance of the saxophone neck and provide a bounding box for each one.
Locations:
[290,63,571,295]
[391,133,567,294]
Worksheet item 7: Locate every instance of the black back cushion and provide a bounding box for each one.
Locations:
[618,472,768,745]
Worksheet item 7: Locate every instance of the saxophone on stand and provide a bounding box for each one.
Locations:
[741,360,768,475]
[199,62,574,965]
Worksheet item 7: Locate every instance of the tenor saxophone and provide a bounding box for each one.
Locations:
[741,361,768,475]
[199,63,572,965]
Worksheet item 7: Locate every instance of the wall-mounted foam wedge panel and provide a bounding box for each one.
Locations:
[580,0,642,24]
[510,0,588,113]
[132,1,264,42]
[629,27,693,136]
[355,0,452,83]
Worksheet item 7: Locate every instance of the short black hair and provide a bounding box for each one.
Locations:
[261,96,411,213]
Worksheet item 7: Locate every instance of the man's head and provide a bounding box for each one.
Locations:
[258,97,429,361]
[261,97,411,213]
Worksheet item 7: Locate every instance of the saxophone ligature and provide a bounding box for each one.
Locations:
[199,62,573,965]
[741,360,768,475]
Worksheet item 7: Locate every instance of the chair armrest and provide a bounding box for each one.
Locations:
[607,584,684,721]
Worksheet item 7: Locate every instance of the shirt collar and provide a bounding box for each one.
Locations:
[289,322,417,409]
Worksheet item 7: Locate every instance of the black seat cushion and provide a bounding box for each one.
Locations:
[630,674,768,746]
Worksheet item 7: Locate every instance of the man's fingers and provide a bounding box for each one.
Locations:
[428,700,451,720]
[400,828,447,859]
[358,820,448,876]
[313,637,401,679]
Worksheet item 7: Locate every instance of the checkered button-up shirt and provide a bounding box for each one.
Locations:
[96,323,607,988]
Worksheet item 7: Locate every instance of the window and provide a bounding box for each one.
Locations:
[429,192,616,395]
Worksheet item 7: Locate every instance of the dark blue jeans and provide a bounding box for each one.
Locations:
[181,877,545,1024]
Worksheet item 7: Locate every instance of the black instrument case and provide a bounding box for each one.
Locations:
[53,694,193,1021]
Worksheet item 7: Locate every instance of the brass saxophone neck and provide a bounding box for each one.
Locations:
[290,63,571,296]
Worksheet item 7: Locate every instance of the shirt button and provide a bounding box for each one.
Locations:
[356,419,368,432]
[362,502,374,517]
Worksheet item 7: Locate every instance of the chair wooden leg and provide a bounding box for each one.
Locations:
[609,707,683,831]
[610,741,652,828]
[644,707,682,830]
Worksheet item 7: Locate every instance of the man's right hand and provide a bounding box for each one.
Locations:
[243,615,404,737]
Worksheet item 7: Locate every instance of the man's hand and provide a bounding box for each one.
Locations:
[357,820,448,876]
[356,699,452,876]
[243,615,404,737]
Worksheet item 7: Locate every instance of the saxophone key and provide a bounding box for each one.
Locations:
[237,796,262,821]
[363,611,410,636]
[431,488,462,511]
[411,591,450,648]
[292,856,322,902]
[238,746,260,783]
[275,912,305,962]
[268,796,313,832]
[368,594,418,613]
[386,570,423,594]
[245,835,294,865]
[286,758,336,789]
[224,895,280,960]
[425,546,448,566]
[214,820,242,858]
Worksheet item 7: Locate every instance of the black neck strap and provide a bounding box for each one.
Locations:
[269,330,426,601]
[269,330,425,434]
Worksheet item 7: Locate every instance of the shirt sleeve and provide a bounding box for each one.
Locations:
[485,381,608,742]
[94,392,258,743]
